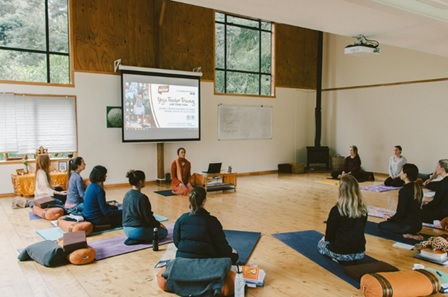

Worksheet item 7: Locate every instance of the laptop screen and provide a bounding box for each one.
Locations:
[206,163,222,173]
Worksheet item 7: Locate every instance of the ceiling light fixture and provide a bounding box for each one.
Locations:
[344,35,380,55]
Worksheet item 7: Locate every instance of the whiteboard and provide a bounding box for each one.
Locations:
[218,104,272,140]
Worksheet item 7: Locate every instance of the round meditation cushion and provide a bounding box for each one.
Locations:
[67,246,96,265]
[33,205,64,220]
[360,269,440,297]
[57,216,93,236]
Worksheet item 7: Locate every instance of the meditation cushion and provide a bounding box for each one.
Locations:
[57,216,93,235]
[67,246,96,265]
[344,261,399,282]
[33,205,64,220]
[18,240,68,267]
[157,265,235,297]
[360,270,440,297]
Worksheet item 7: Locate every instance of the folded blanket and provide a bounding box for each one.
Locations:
[18,240,68,267]
[162,257,231,296]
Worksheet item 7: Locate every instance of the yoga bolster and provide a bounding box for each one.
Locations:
[360,270,440,297]
[156,266,235,297]
[33,205,64,220]
[57,216,93,236]
[67,246,96,265]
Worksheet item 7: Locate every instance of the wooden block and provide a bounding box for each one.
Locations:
[62,231,87,254]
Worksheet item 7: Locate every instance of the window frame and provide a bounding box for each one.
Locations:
[215,12,274,96]
[0,0,70,84]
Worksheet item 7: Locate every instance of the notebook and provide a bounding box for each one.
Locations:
[202,163,222,173]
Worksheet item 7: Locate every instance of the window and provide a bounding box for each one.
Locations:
[215,12,273,96]
[0,0,70,84]
[0,93,77,160]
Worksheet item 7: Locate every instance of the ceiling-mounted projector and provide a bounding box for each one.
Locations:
[344,35,380,56]
[345,44,380,55]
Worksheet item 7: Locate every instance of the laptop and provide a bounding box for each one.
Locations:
[202,163,222,174]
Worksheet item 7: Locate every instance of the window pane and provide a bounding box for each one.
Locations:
[1,0,46,51]
[227,26,259,72]
[227,72,259,95]
[227,15,259,28]
[215,70,225,93]
[261,74,272,96]
[0,50,47,82]
[50,54,70,84]
[215,23,225,69]
[261,21,271,31]
[215,12,224,22]
[48,0,69,53]
[261,31,272,73]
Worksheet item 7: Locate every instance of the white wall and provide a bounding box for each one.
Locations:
[0,72,315,194]
[322,34,448,174]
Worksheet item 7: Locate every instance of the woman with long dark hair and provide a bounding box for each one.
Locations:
[65,156,86,212]
[378,163,423,240]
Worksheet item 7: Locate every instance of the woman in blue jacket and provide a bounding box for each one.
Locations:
[83,165,122,228]
[173,187,238,264]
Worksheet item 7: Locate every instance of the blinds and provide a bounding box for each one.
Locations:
[0,93,77,154]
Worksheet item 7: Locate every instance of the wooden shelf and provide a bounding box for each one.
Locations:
[193,172,237,192]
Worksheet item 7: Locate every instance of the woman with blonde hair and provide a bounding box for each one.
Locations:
[318,174,368,262]
[34,154,67,202]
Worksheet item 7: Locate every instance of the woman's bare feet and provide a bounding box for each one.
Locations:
[403,233,424,241]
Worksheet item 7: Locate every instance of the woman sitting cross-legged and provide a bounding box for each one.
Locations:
[82,165,122,229]
[318,174,368,263]
[65,156,87,214]
[122,170,168,245]
[34,154,67,204]
[378,163,423,241]
[173,187,239,264]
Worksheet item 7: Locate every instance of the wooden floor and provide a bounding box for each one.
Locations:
[2,172,447,297]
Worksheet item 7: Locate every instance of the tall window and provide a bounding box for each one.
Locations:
[0,0,70,84]
[215,12,273,96]
[0,93,77,160]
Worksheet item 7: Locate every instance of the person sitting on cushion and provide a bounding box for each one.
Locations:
[122,169,168,245]
[173,187,239,264]
[34,154,67,204]
[331,145,362,181]
[171,147,194,196]
[378,163,423,240]
[65,156,87,213]
[83,165,122,228]
[384,145,407,187]
[318,174,367,262]
[421,159,448,224]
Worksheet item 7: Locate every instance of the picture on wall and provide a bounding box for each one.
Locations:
[107,106,123,128]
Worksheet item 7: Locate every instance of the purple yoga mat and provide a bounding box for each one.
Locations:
[89,224,174,260]
[360,184,401,192]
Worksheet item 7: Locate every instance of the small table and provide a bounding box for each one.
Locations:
[11,172,68,197]
[193,172,237,192]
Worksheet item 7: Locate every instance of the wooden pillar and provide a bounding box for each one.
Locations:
[157,143,165,180]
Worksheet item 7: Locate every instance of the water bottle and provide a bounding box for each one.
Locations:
[234,265,245,297]
[152,227,159,251]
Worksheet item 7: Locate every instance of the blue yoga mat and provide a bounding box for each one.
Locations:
[364,221,428,245]
[224,230,261,265]
[273,230,377,288]
[154,190,173,197]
